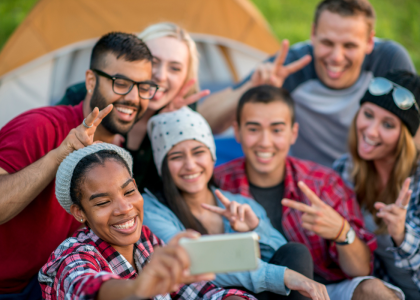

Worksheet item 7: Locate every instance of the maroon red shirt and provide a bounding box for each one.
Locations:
[0,104,83,293]
[214,156,377,282]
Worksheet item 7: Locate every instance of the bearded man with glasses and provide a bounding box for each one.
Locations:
[0,32,155,299]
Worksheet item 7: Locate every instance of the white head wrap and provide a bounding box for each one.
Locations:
[147,107,216,176]
[55,143,133,213]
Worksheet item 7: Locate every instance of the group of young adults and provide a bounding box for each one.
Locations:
[0,0,419,300]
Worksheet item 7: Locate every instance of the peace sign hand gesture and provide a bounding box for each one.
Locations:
[375,178,412,246]
[201,190,260,232]
[159,79,210,114]
[54,105,113,164]
[282,181,346,240]
[250,39,312,88]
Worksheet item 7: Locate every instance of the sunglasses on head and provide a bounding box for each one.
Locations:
[368,77,419,112]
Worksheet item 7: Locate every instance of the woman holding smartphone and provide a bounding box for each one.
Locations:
[142,107,329,300]
[39,143,254,300]
[333,70,420,299]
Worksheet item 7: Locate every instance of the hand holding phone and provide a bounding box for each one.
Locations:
[133,231,215,298]
[179,232,260,275]
[201,190,260,232]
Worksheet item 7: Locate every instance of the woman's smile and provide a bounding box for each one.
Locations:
[111,215,138,234]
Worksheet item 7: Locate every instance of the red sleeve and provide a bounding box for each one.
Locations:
[0,111,63,173]
[323,173,377,273]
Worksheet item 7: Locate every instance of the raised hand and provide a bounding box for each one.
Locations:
[201,189,260,232]
[250,39,312,88]
[160,79,210,113]
[282,181,345,240]
[133,231,215,298]
[375,178,412,246]
[284,269,330,300]
[55,105,113,163]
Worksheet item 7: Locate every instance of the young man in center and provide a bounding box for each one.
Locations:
[213,85,404,299]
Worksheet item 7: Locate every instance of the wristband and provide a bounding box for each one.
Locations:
[333,217,345,241]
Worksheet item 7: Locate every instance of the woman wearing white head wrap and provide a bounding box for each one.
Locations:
[143,108,328,300]
[39,143,255,300]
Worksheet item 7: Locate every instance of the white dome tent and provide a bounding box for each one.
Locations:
[0,0,280,129]
[0,0,280,164]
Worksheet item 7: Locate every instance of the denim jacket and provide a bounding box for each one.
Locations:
[142,188,290,295]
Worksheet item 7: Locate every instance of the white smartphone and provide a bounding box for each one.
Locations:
[179,232,260,275]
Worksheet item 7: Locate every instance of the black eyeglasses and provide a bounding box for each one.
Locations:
[368,77,419,112]
[92,69,159,100]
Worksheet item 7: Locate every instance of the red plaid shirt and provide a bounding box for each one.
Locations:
[214,156,376,282]
[39,226,255,300]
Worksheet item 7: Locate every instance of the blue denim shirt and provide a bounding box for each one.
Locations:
[142,188,290,295]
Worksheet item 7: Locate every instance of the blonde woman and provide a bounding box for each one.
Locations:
[333,70,420,299]
[58,23,209,193]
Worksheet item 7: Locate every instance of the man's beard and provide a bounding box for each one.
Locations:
[90,86,142,136]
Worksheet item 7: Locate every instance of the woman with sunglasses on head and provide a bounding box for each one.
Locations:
[58,23,209,194]
[142,107,329,300]
[333,70,420,299]
[39,143,254,300]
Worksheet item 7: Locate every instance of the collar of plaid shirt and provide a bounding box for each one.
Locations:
[214,156,376,282]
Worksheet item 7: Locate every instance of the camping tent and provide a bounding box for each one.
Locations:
[0,0,280,127]
[0,0,280,163]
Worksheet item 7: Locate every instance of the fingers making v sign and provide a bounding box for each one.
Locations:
[201,190,260,232]
[159,79,210,114]
[375,177,412,246]
[55,105,113,163]
[282,181,346,241]
[250,39,312,88]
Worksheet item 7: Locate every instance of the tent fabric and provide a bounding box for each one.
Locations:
[0,0,280,131]
[0,0,279,78]
[0,0,277,166]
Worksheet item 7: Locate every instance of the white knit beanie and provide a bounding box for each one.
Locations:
[55,143,133,213]
[147,107,216,176]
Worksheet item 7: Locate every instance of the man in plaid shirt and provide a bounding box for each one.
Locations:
[39,225,255,300]
[214,85,405,299]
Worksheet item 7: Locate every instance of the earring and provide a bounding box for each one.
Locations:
[80,219,83,222]
[88,90,92,94]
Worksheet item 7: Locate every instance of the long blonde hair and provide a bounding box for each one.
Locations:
[348,110,417,233]
[138,22,199,97]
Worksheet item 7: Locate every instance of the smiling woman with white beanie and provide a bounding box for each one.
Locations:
[38,142,256,300]
[142,107,328,300]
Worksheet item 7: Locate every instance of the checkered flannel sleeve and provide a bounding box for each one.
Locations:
[39,251,121,300]
[323,170,376,269]
[387,168,420,291]
[171,281,255,300]
[144,226,255,300]
[334,155,420,289]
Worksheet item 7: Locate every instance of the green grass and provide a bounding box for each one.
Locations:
[0,0,419,70]
[0,0,38,50]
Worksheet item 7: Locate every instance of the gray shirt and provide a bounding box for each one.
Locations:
[236,39,415,166]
